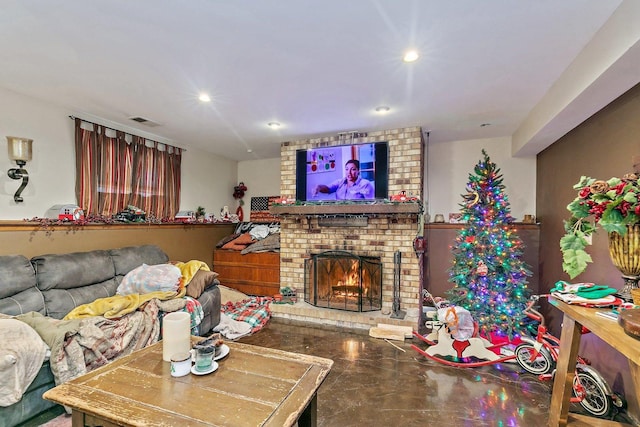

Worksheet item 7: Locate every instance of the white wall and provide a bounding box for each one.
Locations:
[178,149,237,218]
[0,87,236,220]
[237,157,281,203]
[425,136,536,223]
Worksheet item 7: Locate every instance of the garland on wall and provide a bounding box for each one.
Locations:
[22,214,233,236]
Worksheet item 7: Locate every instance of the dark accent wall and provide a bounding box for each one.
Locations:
[537,82,640,419]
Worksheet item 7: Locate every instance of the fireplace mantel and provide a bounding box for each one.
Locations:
[270,202,421,217]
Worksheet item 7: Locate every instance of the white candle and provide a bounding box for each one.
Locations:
[162,311,191,362]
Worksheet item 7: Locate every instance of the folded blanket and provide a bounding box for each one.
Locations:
[221,296,272,334]
[212,313,252,340]
[64,288,185,320]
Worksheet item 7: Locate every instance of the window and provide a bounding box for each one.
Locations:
[74,118,181,219]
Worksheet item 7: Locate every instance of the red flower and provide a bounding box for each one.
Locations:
[578,187,591,198]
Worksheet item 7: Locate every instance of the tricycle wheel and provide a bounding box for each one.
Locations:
[515,342,554,375]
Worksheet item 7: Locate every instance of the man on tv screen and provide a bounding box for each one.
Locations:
[313,159,374,200]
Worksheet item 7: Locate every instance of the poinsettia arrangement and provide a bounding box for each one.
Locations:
[561,173,640,278]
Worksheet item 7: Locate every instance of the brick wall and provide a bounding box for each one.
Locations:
[278,127,425,319]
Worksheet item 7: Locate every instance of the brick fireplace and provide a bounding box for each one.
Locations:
[270,127,425,330]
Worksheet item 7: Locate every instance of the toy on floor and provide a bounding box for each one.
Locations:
[412,290,517,367]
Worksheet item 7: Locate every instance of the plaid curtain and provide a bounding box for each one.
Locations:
[75,118,181,218]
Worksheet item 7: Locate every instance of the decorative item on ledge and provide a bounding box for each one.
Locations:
[233,181,247,221]
[561,173,640,300]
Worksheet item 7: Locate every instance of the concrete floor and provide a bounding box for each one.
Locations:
[238,318,551,426]
[239,318,634,427]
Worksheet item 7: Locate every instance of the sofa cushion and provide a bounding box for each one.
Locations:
[0,287,46,316]
[110,245,169,276]
[32,250,115,291]
[42,281,117,320]
[0,255,36,298]
[0,255,45,315]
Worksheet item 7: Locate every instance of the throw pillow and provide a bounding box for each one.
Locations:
[221,232,255,250]
[216,233,240,248]
[234,232,255,245]
[185,269,219,299]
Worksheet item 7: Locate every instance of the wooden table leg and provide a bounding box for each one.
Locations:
[547,314,582,427]
[298,393,318,427]
[71,411,84,427]
[629,359,640,418]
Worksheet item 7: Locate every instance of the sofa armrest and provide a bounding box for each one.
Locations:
[196,285,221,336]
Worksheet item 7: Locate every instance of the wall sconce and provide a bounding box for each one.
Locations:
[6,136,33,203]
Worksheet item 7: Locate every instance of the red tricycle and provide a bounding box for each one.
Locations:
[514,294,624,418]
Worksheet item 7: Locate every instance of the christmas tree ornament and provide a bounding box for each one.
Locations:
[476,261,488,276]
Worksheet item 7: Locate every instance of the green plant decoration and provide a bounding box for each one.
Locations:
[561,173,640,278]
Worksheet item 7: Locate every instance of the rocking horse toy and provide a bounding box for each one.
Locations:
[412,290,517,367]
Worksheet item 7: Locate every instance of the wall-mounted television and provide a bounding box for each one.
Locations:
[295,141,389,201]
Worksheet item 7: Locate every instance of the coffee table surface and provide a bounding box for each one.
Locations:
[43,340,333,427]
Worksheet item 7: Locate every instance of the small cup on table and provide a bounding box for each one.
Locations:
[194,345,215,372]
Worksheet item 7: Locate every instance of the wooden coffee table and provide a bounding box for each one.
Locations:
[43,341,333,426]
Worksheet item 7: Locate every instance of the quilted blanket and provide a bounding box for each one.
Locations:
[17,299,160,389]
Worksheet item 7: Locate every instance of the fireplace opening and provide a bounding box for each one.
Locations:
[304,251,382,312]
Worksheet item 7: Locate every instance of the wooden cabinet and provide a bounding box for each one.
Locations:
[213,249,280,296]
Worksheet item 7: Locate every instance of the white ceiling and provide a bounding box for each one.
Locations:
[0,0,637,161]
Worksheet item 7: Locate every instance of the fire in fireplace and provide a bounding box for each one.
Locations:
[304,251,382,312]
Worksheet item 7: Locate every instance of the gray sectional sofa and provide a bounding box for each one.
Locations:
[0,245,221,427]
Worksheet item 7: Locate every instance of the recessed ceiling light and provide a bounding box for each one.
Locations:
[403,50,419,63]
[267,122,281,129]
[375,106,390,113]
[198,93,211,102]
[247,149,253,153]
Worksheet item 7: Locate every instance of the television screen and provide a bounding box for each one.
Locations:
[296,141,389,201]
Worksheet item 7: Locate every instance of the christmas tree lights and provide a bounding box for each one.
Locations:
[446,150,532,339]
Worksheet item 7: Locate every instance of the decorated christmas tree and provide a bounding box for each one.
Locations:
[446,150,532,339]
